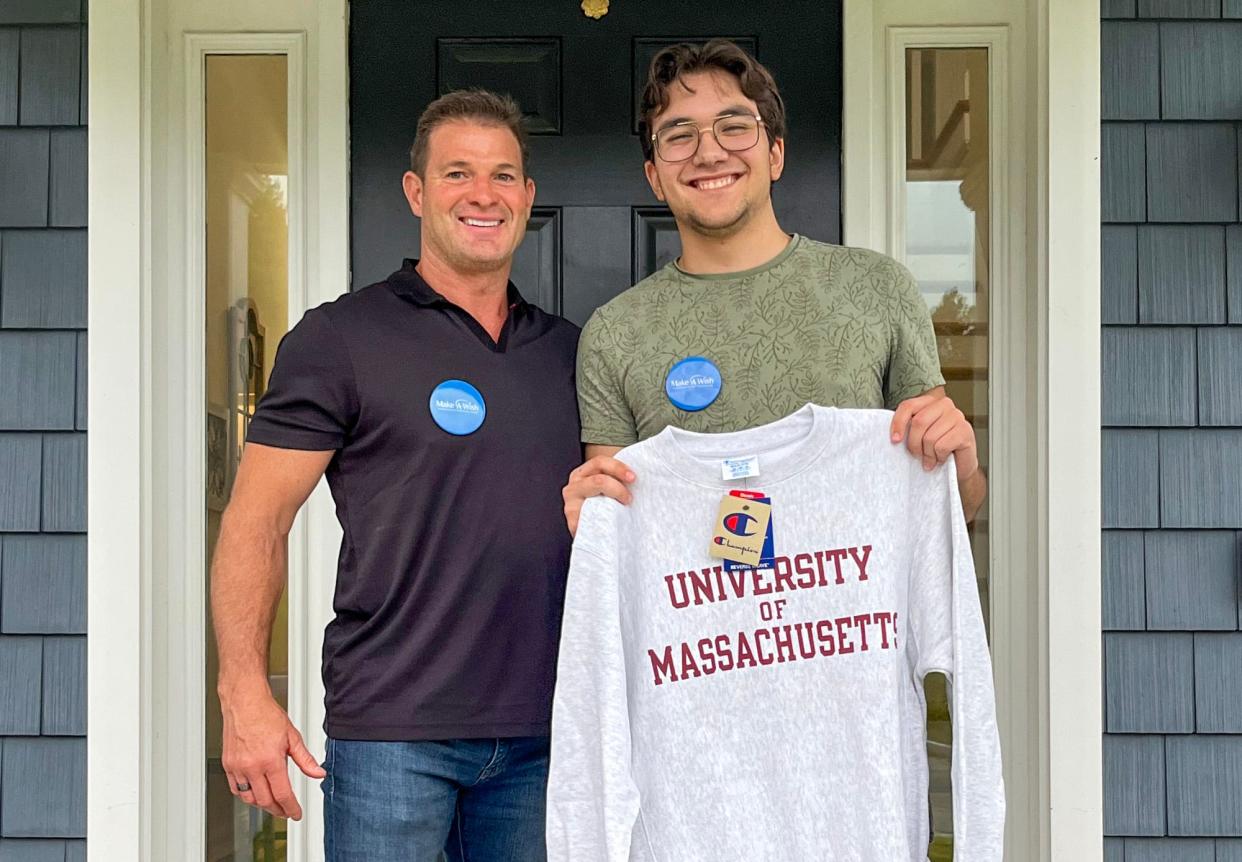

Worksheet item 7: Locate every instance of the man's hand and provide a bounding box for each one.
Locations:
[563,445,635,537]
[211,443,333,820]
[220,683,325,821]
[890,388,986,522]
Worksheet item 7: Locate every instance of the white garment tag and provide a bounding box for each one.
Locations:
[721,455,760,481]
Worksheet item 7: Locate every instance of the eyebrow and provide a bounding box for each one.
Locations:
[654,105,755,134]
[441,160,521,172]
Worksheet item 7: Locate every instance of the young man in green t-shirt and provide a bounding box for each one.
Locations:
[563,40,985,531]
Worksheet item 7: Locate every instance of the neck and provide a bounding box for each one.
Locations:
[416,249,512,340]
[675,208,790,275]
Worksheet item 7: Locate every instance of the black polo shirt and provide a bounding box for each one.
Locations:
[246,260,582,740]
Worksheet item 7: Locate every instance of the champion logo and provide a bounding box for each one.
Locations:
[723,511,759,537]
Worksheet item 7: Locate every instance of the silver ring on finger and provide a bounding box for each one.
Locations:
[236,781,252,792]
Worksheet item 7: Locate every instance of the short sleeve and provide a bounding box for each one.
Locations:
[246,307,358,451]
[576,310,639,447]
[883,260,946,408]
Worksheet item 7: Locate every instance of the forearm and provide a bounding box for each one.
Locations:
[958,467,987,524]
[211,509,288,699]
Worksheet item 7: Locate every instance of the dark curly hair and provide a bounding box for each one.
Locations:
[638,40,787,163]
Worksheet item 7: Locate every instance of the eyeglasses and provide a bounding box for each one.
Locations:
[651,114,765,163]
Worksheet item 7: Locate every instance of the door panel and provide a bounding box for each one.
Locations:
[561,206,631,325]
[509,207,562,315]
[349,0,843,325]
[632,207,682,281]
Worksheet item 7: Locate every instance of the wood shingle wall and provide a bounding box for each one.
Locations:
[1103,1,1242,859]
[0,0,87,859]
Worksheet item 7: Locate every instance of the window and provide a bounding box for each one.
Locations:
[203,53,291,862]
[904,45,991,861]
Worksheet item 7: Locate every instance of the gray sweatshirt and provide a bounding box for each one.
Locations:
[547,405,1004,861]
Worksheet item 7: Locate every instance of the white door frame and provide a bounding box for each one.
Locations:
[88,0,1100,859]
[843,0,1101,857]
[88,0,348,860]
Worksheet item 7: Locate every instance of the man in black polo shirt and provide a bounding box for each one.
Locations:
[210,90,581,861]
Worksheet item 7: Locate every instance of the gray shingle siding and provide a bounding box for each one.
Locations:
[1159,23,1242,120]
[1103,430,1160,527]
[1103,22,1160,120]
[1104,735,1166,834]
[1103,225,1139,324]
[1227,225,1242,323]
[1198,329,1242,424]
[1124,839,1216,862]
[1166,736,1242,835]
[1159,430,1242,527]
[1193,634,1242,732]
[1136,225,1226,323]
[1101,327,1196,425]
[0,4,87,854]
[1104,531,1147,630]
[1144,531,1238,630]
[1137,0,1222,17]
[1105,633,1196,733]
[1103,123,1148,222]
[0,230,87,328]
[1145,124,1238,222]
[1103,7,1242,856]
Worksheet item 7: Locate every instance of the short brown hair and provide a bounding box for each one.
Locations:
[409,89,530,178]
[638,40,787,163]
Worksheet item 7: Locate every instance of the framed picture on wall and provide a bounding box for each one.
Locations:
[206,404,230,512]
[228,298,266,479]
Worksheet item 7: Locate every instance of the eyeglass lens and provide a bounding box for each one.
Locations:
[655,115,760,162]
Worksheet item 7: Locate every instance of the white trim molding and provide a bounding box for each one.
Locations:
[88,1,349,860]
[87,0,148,858]
[1040,0,1103,856]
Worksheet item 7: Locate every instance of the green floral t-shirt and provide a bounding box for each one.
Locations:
[576,235,944,446]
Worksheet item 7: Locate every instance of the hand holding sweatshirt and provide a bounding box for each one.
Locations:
[547,404,1004,861]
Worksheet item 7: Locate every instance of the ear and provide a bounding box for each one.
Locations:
[524,176,536,213]
[402,171,424,217]
[768,137,786,182]
[643,160,666,202]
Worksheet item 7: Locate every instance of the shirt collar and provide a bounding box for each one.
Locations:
[388,258,528,310]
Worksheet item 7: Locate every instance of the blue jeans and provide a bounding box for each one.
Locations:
[322,736,549,862]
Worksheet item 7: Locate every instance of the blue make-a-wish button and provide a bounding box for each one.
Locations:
[429,379,487,435]
[664,356,722,412]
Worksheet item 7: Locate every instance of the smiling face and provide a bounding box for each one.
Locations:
[403,120,535,275]
[643,69,784,240]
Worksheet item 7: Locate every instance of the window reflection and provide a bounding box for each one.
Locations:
[905,46,990,862]
[204,53,290,862]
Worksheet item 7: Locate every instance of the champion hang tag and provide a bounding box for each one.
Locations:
[723,490,776,572]
[428,379,487,435]
[665,356,722,412]
[709,495,772,567]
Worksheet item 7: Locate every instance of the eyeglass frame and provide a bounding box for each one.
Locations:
[649,113,767,163]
